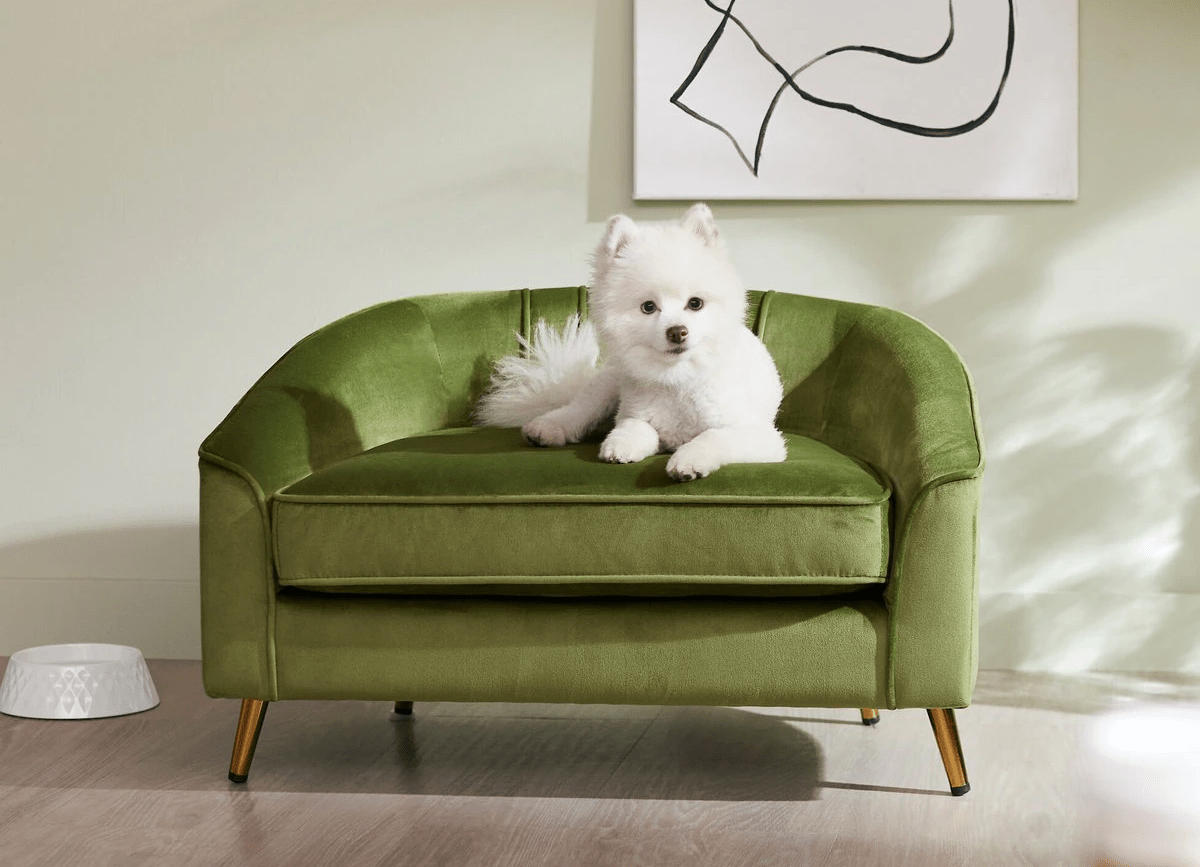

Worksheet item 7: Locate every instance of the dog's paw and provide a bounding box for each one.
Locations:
[666,445,722,482]
[599,434,655,464]
[522,418,568,448]
[599,440,646,464]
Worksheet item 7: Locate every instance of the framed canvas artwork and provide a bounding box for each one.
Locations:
[634,0,1078,200]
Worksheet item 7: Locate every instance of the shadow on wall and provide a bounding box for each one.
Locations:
[587,0,1200,671]
[870,2,1200,671]
[967,327,1200,672]
[0,524,200,658]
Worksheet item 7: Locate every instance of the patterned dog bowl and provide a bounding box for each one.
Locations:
[0,644,159,719]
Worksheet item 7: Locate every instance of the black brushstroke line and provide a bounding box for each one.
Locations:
[755,0,956,172]
[787,2,1016,137]
[673,0,1015,178]
[669,0,757,173]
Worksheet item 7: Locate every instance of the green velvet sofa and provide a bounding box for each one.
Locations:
[199,286,984,795]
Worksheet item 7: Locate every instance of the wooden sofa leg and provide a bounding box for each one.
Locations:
[928,708,970,796]
[860,708,880,726]
[393,701,414,716]
[229,699,269,783]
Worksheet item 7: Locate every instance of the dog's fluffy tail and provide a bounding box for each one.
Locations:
[475,314,600,428]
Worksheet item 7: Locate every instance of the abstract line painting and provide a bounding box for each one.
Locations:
[634,0,1077,200]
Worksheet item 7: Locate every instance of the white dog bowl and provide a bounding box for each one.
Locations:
[0,644,159,719]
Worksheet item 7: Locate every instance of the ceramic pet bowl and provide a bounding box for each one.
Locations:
[0,643,159,719]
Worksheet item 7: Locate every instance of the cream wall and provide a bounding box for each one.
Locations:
[2,1,1197,671]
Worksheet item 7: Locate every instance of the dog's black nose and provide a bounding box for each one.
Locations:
[666,325,688,344]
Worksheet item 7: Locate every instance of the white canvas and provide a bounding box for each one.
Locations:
[634,0,1078,200]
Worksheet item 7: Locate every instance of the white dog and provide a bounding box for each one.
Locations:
[478,204,786,481]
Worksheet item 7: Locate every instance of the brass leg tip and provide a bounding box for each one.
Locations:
[862,716,879,726]
[950,783,970,797]
[229,771,249,784]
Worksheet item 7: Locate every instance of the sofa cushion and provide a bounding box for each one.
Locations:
[272,427,891,596]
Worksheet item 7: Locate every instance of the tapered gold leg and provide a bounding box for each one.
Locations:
[229,699,268,783]
[393,701,413,716]
[860,708,880,726]
[928,708,970,796]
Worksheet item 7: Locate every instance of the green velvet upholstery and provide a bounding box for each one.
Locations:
[272,594,888,707]
[199,287,983,711]
[273,427,890,592]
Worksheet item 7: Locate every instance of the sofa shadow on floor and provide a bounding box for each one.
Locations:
[386,705,825,801]
[0,661,846,801]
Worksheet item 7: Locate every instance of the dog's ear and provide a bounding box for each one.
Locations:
[680,203,719,246]
[597,214,638,261]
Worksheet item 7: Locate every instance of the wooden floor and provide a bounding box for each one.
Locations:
[1,661,1197,867]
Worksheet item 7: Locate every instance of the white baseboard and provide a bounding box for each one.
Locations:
[3,581,1197,674]
[979,589,1200,674]
[0,578,200,659]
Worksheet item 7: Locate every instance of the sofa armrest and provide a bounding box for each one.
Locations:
[817,306,985,709]
[200,299,450,499]
[820,306,984,507]
[198,298,449,699]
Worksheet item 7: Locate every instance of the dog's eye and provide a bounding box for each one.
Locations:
[687,297,704,311]
[641,301,657,314]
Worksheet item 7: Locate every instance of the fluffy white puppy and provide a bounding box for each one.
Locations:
[479,204,786,481]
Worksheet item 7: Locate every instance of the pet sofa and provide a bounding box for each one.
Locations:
[199,286,983,795]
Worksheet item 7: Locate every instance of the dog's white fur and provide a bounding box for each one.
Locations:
[471,314,600,428]
[478,204,786,481]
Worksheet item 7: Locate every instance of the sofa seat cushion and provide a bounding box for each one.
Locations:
[272,427,891,596]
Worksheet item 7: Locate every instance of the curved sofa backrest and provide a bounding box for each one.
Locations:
[760,290,982,509]
[203,286,970,498]
[753,290,876,439]
[404,286,590,428]
[404,287,879,436]
[201,288,595,497]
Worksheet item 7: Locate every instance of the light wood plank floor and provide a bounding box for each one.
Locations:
[1,660,1197,867]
